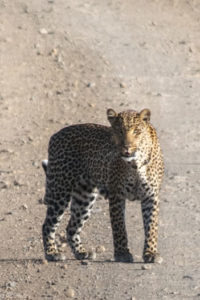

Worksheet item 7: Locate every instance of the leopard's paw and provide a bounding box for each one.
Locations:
[45,251,66,262]
[74,248,89,260]
[114,250,133,263]
[143,251,162,264]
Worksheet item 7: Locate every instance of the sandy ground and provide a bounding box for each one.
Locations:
[0,0,200,299]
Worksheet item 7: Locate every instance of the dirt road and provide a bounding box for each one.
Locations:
[0,0,200,299]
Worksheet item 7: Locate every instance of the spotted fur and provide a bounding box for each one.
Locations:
[42,108,164,263]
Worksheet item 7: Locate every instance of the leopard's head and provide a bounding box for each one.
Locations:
[107,108,152,162]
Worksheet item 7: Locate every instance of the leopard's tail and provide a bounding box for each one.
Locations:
[42,159,48,175]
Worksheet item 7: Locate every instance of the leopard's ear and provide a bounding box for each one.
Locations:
[140,109,151,122]
[107,108,117,125]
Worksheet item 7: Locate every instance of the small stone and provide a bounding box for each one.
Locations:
[183,275,193,280]
[7,281,17,288]
[0,181,9,189]
[38,198,44,204]
[49,48,58,57]
[86,82,96,88]
[4,37,12,43]
[23,6,29,13]
[56,90,63,95]
[119,82,126,88]
[155,255,163,264]
[88,249,96,260]
[88,103,96,108]
[65,288,75,298]
[13,180,23,187]
[96,245,106,253]
[179,40,186,45]
[39,28,48,35]
[61,264,68,270]
[141,264,152,270]
[21,204,28,210]
[5,211,13,215]
[41,259,48,265]
[0,149,13,154]
[32,161,39,168]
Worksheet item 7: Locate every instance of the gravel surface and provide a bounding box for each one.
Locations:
[0,0,200,299]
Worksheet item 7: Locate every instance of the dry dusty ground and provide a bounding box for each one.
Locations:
[0,0,200,299]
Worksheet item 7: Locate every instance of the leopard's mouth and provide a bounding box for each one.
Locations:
[121,152,137,162]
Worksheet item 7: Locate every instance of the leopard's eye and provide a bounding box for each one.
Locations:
[133,129,141,135]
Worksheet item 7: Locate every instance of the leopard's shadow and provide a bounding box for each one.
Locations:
[0,257,144,265]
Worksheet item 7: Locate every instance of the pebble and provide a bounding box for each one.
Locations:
[7,281,17,289]
[28,136,33,142]
[4,37,12,43]
[141,264,152,270]
[61,264,68,270]
[5,211,13,215]
[65,288,75,298]
[49,48,58,57]
[119,82,126,88]
[32,161,39,167]
[38,198,44,204]
[0,148,13,154]
[21,204,28,210]
[56,90,63,95]
[88,102,96,108]
[86,82,96,88]
[41,259,48,265]
[179,40,186,45]
[96,245,106,253]
[13,180,23,187]
[0,181,9,189]
[39,28,48,35]
[88,249,97,260]
[23,5,29,14]
[183,275,193,280]
[155,256,163,264]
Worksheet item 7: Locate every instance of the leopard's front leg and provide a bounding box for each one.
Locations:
[109,195,133,263]
[141,194,160,263]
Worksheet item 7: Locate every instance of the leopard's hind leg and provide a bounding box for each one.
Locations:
[42,192,71,261]
[67,180,98,260]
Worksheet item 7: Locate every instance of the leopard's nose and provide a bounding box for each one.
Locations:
[122,146,132,156]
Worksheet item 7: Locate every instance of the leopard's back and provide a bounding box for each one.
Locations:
[47,124,117,185]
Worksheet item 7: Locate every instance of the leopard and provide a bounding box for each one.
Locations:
[42,108,164,263]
